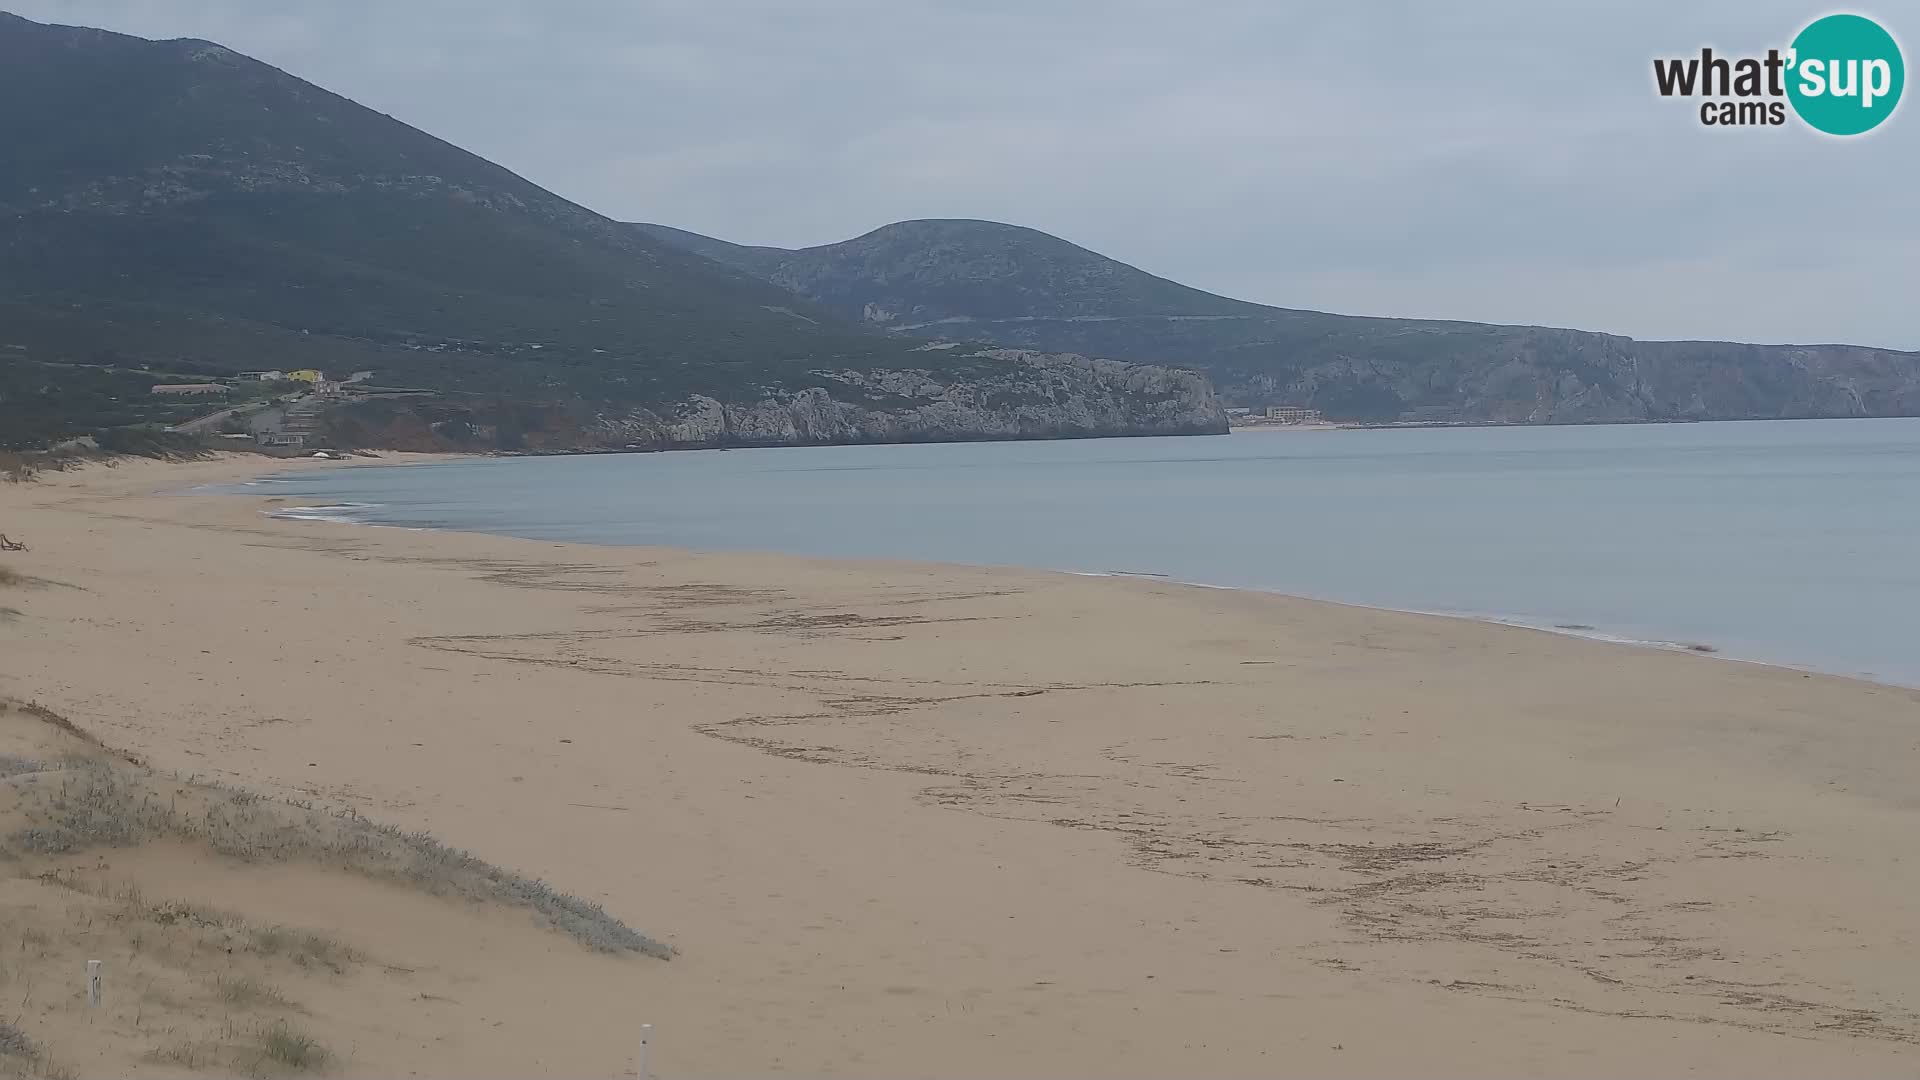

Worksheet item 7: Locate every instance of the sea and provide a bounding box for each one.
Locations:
[224,418,1920,688]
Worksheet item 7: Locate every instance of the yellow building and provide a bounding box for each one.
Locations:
[286,369,323,384]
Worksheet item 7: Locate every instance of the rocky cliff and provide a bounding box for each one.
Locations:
[320,350,1226,452]
[636,350,1223,446]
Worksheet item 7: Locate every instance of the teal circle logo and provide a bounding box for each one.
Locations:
[1787,14,1904,135]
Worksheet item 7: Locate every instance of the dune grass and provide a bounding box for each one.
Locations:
[144,1020,330,1076]
[0,1023,34,1059]
[143,1040,217,1071]
[0,1022,74,1080]
[0,451,44,483]
[216,976,295,1011]
[2,701,670,958]
[259,1023,328,1071]
[245,927,356,973]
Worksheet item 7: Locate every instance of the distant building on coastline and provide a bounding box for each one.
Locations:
[286,369,323,384]
[238,370,285,381]
[1264,405,1322,423]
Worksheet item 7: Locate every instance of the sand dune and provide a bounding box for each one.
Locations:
[3,454,1919,1077]
[0,695,662,1078]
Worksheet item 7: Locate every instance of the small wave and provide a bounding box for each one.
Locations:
[268,502,381,524]
[1469,614,1714,654]
[180,476,308,496]
[1085,573,1732,661]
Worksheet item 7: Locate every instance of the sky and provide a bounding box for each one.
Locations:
[10,1,1915,349]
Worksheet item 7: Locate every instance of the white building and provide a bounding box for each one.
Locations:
[1264,405,1323,423]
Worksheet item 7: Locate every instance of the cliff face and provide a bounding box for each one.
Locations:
[321,350,1226,452]
[635,219,1920,425]
[633,351,1224,446]
[1056,322,1920,425]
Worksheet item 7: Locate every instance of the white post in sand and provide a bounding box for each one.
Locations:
[86,960,101,1008]
[636,1023,653,1080]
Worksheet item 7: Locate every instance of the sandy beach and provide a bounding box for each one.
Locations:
[4,453,1919,1077]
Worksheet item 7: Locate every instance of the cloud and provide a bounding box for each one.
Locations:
[8,0,1914,347]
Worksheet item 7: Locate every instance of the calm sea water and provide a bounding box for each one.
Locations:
[237,419,1920,687]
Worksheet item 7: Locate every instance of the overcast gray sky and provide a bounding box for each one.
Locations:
[11,1,1914,348]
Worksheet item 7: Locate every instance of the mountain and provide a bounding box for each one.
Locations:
[632,218,1920,424]
[0,14,1223,449]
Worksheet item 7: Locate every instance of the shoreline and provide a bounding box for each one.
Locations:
[236,454,1911,692]
[265,495,1786,680]
[7,453,1920,1076]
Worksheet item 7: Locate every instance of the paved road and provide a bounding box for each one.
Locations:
[171,393,305,434]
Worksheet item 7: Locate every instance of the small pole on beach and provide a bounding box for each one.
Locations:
[86,960,102,1008]
[636,1023,653,1080]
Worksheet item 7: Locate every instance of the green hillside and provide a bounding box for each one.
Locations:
[1,13,1222,448]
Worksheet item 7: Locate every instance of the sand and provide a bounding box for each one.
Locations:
[3,452,1919,1077]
